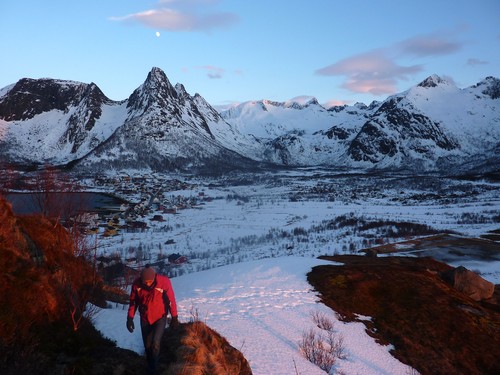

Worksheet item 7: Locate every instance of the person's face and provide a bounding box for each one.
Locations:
[144,279,154,287]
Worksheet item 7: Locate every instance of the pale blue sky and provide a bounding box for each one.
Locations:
[1,0,499,107]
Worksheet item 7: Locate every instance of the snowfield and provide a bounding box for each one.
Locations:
[94,257,417,375]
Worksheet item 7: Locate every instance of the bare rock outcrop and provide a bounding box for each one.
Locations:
[161,321,252,375]
[442,266,495,301]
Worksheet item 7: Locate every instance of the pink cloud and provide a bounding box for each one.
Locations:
[322,99,352,108]
[110,1,238,32]
[315,31,464,96]
[316,50,422,95]
[342,78,399,96]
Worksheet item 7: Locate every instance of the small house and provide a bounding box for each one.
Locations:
[168,253,188,265]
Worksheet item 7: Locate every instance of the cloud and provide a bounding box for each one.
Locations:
[110,0,238,32]
[397,34,462,57]
[287,95,316,105]
[316,31,462,96]
[198,65,225,79]
[316,50,422,95]
[322,99,352,108]
[467,58,488,66]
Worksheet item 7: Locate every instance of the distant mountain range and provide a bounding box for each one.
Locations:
[0,67,499,174]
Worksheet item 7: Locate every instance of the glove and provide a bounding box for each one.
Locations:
[170,316,179,330]
[126,317,135,333]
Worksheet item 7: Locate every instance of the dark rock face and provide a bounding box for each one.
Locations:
[64,83,114,154]
[418,75,445,88]
[478,76,500,99]
[0,78,86,121]
[348,96,458,163]
[322,126,353,140]
[348,122,398,162]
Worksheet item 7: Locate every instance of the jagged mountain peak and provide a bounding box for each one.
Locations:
[175,83,189,99]
[417,74,451,88]
[148,66,170,83]
[84,82,115,105]
[353,102,368,110]
[284,96,321,109]
[126,67,178,115]
[142,67,175,94]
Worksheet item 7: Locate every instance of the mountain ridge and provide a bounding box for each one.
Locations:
[0,68,498,174]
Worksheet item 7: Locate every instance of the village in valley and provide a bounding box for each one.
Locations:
[78,173,215,286]
[3,167,500,291]
[1,169,212,286]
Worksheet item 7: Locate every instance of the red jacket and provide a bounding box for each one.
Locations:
[127,274,178,325]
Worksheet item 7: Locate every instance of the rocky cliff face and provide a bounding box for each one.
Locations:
[0,78,87,121]
[348,96,458,165]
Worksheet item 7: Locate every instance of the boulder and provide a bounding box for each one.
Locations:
[442,266,494,301]
[161,321,253,375]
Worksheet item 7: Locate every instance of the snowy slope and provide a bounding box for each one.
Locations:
[406,75,500,153]
[219,99,376,164]
[220,98,343,138]
[0,102,128,163]
[94,257,417,375]
[0,78,127,164]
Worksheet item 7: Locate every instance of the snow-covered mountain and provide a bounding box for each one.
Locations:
[0,68,253,171]
[0,68,498,173]
[219,98,378,166]
[0,77,127,164]
[80,68,254,171]
[220,74,500,172]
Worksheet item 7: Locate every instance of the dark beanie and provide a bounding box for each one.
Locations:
[141,265,156,282]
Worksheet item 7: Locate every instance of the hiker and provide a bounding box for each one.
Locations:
[127,265,179,374]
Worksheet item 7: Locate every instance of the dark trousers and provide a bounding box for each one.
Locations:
[140,316,167,374]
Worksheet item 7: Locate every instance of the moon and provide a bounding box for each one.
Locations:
[155,31,160,38]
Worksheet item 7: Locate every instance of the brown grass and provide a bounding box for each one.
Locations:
[308,255,500,375]
[161,321,252,375]
[0,195,108,371]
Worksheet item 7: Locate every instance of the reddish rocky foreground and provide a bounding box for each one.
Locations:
[308,255,500,375]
